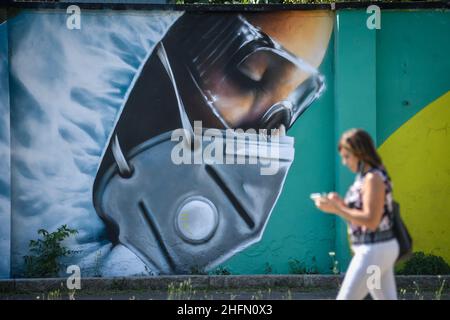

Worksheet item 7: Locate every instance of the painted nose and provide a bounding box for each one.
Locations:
[259,101,292,131]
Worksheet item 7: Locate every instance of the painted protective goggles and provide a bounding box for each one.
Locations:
[175,14,325,131]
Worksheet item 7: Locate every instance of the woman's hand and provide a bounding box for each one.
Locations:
[314,193,345,215]
[327,192,346,207]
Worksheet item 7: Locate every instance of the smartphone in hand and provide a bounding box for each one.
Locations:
[310,193,327,201]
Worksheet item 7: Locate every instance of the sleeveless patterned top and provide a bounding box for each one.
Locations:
[344,166,395,239]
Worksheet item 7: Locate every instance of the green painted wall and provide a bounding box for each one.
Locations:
[377,11,450,264]
[333,9,378,271]
[376,11,450,145]
[222,9,450,274]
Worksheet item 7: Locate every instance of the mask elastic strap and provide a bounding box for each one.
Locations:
[156,42,194,140]
[112,134,133,178]
[111,42,197,178]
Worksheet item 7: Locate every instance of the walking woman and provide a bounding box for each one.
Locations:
[314,128,399,300]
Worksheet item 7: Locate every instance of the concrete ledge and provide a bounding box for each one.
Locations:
[0,275,447,294]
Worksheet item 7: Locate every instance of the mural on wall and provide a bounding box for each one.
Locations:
[2,10,333,276]
[1,8,448,279]
[92,12,333,275]
[0,18,11,279]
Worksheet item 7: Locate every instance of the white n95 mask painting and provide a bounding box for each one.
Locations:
[93,13,325,274]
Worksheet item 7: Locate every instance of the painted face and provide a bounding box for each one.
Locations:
[163,13,327,132]
[93,12,334,275]
[93,43,297,274]
[339,147,359,173]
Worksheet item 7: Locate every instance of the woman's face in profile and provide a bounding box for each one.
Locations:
[340,147,359,173]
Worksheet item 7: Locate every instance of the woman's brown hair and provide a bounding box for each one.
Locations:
[338,128,383,169]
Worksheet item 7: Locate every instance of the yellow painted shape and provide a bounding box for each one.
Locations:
[379,91,450,263]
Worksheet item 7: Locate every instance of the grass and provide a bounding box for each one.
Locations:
[397,276,447,300]
[1,275,448,300]
[1,286,447,300]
